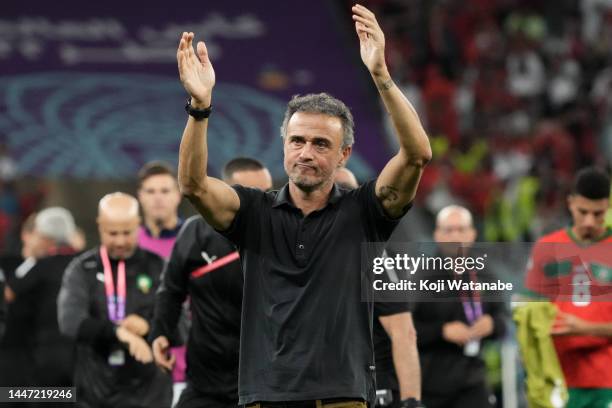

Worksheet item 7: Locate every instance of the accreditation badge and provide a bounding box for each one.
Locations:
[464,339,480,357]
[108,348,125,366]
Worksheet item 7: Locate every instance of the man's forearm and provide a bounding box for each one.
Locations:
[156,260,189,336]
[150,291,186,344]
[582,321,612,337]
[391,331,421,399]
[372,70,430,164]
[178,108,210,197]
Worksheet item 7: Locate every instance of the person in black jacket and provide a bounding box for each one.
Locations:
[150,157,272,408]
[4,207,78,387]
[58,192,172,408]
[0,214,38,396]
[412,205,506,408]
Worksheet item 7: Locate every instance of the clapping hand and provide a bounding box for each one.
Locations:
[352,4,387,78]
[115,326,153,364]
[177,32,215,108]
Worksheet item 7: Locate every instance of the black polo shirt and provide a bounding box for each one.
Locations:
[220,179,404,404]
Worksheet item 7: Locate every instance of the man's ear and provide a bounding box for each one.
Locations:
[339,145,352,167]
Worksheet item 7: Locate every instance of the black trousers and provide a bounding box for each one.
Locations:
[32,344,74,387]
[245,399,366,408]
[175,383,238,408]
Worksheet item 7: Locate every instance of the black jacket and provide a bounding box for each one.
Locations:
[7,252,76,386]
[0,256,40,388]
[150,215,243,398]
[9,253,75,347]
[411,262,507,396]
[58,247,172,408]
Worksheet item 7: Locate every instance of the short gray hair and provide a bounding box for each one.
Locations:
[35,207,76,244]
[436,205,473,227]
[280,93,355,148]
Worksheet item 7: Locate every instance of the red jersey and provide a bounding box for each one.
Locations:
[524,227,612,388]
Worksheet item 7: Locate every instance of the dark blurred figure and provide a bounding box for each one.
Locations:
[0,268,5,340]
[0,214,38,391]
[136,161,187,400]
[3,207,77,387]
[150,158,272,408]
[413,205,506,408]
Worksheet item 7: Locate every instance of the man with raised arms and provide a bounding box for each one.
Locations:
[176,4,431,408]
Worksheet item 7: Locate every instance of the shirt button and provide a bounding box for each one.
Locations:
[298,244,305,250]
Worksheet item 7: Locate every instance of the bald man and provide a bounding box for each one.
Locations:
[58,192,172,408]
[410,205,506,408]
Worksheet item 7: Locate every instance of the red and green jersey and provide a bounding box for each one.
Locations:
[524,227,612,388]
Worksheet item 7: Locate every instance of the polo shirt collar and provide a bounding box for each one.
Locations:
[272,183,343,209]
[142,218,184,238]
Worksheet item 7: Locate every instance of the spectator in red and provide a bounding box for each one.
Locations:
[423,64,459,145]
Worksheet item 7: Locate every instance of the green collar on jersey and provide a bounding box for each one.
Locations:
[566,227,612,247]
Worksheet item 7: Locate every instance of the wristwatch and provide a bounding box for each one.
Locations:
[185,99,212,120]
[399,398,426,408]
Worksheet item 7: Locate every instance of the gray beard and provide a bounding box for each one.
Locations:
[290,174,326,194]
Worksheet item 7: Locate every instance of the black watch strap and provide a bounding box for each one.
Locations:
[185,99,212,120]
[399,398,426,408]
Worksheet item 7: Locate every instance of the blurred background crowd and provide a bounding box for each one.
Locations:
[356,0,612,241]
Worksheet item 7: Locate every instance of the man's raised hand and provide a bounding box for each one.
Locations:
[352,4,387,78]
[177,32,215,108]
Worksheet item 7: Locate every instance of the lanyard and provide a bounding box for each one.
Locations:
[100,246,126,323]
[460,270,482,324]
